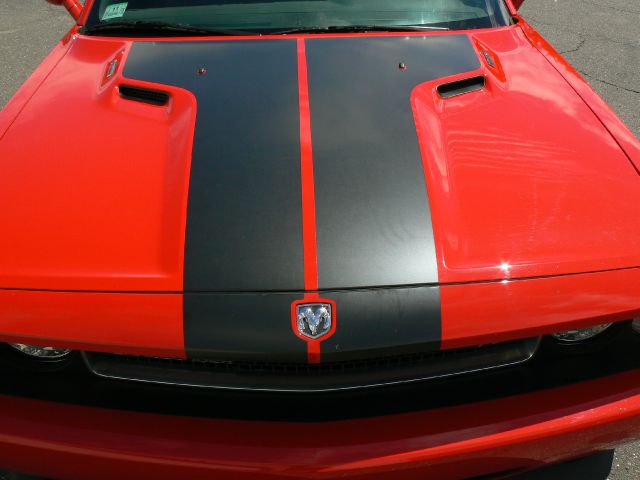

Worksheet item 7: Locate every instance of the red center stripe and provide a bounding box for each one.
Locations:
[296,38,326,364]
[297,38,319,293]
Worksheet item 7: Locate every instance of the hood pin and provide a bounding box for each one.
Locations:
[197,67,207,76]
[399,62,408,71]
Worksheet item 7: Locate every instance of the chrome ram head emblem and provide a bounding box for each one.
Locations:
[296,303,332,339]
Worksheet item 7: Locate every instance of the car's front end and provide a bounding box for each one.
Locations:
[1,0,640,478]
[2,325,640,479]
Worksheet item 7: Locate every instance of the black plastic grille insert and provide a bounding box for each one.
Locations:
[84,337,540,392]
[119,85,169,106]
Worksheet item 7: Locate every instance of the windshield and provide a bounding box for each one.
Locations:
[84,0,513,34]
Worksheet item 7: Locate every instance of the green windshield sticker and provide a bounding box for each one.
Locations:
[102,2,128,20]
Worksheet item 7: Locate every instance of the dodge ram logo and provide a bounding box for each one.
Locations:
[296,304,332,339]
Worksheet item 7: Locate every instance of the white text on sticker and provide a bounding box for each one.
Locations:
[102,2,128,20]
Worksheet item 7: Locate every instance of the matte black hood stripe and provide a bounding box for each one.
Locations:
[124,40,305,293]
[123,36,481,364]
[124,40,308,361]
[306,35,480,289]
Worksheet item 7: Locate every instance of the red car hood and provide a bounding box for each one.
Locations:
[0,26,639,293]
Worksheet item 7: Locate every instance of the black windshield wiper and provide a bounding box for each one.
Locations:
[81,20,254,37]
[272,24,450,35]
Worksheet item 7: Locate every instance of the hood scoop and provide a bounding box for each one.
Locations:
[118,85,170,106]
[437,75,485,99]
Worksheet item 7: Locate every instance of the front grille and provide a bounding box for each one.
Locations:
[83,338,540,392]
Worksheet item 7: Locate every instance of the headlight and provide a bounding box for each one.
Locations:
[8,343,71,359]
[551,323,612,343]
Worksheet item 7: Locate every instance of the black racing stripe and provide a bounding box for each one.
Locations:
[306,35,480,289]
[124,41,307,360]
[124,40,303,292]
[184,292,306,362]
[321,286,441,362]
[183,286,439,363]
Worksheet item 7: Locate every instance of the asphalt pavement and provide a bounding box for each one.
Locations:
[0,1,638,478]
[520,0,639,138]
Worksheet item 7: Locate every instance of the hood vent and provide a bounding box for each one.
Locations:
[118,85,169,106]
[437,76,486,99]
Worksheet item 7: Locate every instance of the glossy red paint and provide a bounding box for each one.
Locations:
[502,0,520,15]
[293,38,335,364]
[0,37,196,292]
[412,26,640,286]
[45,0,83,21]
[78,0,94,25]
[2,370,640,479]
[297,38,319,293]
[0,289,185,358]
[441,266,640,350]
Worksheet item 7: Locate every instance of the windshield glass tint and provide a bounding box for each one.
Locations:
[85,0,513,33]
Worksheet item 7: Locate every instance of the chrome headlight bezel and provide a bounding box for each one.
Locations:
[550,323,613,343]
[8,343,72,360]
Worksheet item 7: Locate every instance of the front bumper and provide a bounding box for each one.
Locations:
[1,366,640,480]
[2,269,640,478]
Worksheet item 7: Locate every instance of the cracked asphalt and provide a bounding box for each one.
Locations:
[0,1,638,479]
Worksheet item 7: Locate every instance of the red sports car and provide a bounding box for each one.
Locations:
[1,0,639,478]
